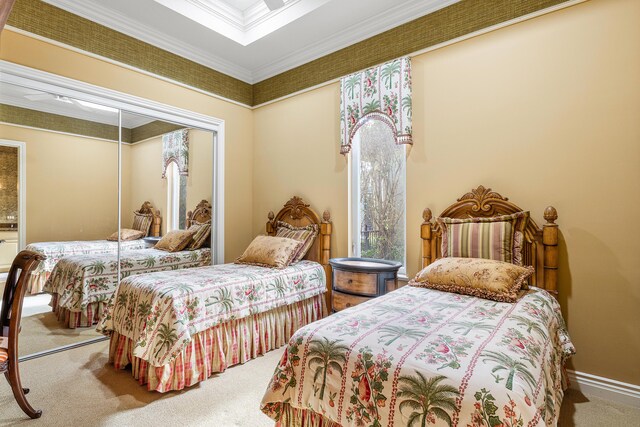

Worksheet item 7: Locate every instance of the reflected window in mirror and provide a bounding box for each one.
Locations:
[166,161,187,231]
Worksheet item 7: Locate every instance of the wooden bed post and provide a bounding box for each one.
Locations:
[542,206,559,296]
[320,210,332,310]
[266,211,276,236]
[421,208,433,269]
[151,209,162,237]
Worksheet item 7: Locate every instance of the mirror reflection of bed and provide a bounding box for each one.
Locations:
[0,85,215,359]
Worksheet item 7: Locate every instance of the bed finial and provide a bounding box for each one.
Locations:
[322,210,331,223]
[544,206,558,224]
[422,208,432,223]
[268,211,275,221]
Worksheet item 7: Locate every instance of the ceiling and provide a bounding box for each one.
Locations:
[41,0,460,84]
[0,82,155,128]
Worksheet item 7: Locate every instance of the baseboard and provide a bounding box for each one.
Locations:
[567,370,640,408]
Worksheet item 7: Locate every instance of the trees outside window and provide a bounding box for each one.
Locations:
[351,119,406,271]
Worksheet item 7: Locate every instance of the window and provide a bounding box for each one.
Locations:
[166,162,187,231]
[351,119,406,274]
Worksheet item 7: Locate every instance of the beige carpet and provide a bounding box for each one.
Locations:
[0,342,639,427]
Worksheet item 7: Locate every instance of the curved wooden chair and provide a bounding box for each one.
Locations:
[1,250,45,419]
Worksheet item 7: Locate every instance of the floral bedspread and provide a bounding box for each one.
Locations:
[98,260,326,367]
[44,248,211,312]
[262,286,575,427]
[26,239,147,274]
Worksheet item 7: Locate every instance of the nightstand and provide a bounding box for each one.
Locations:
[329,257,402,312]
[142,236,162,248]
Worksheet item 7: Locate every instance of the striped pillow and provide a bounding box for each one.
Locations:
[437,211,529,264]
[132,211,153,236]
[275,221,319,262]
[187,221,212,250]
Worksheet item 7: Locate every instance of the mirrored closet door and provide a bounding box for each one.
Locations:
[0,80,118,356]
[1,64,222,362]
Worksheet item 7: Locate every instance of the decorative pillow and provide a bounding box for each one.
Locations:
[155,230,195,252]
[187,221,212,250]
[235,235,303,269]
[437,211,529,264]
[410,257,534,303]
[106,228,145,241]
[132,211,153,236]
[275,221,319,262]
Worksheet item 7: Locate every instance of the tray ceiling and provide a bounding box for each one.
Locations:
[41,0,460,83]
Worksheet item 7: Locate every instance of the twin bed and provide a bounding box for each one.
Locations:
[98,196,333,391]
[259,187,574,426]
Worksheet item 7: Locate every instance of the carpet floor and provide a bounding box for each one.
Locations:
[0,341,638,426]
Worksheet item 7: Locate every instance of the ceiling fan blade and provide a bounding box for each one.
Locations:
[264,0,285,11]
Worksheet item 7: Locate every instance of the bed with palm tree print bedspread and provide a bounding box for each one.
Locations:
[44,248,211,317]
[98,260,326,367]
[261,285,575,427]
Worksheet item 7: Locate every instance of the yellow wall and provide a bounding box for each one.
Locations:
[0,30,254,262]
[253,0,640,385]
[125,128,213,234]
[0,124,119,243]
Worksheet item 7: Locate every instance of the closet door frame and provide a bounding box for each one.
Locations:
[0,60,226,263]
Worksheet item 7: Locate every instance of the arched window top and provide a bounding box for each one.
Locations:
[161,129,189,178]
[340,57,412,155]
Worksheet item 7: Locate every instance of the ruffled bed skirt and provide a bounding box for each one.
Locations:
[108,294,326,392]
[27,271,49,294]
[264,405,339,427]
[51,294,105,328]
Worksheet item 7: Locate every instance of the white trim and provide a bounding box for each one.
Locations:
[0,139,27,251]
[41,0,254,83]
[0,61,225,264]
[567,370,640,408]
[3,27,253,110]
[252,0,587,108]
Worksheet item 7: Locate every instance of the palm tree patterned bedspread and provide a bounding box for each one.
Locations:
[26,239,148,274]
[261,285,575,427]
[44,248,211,312]
[98,260,326,367]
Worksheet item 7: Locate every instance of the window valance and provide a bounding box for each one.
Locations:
[161,129,189,178]
[339,57,412,155]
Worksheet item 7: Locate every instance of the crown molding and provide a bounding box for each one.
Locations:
[251,0,459,82]
[41,0,254,83]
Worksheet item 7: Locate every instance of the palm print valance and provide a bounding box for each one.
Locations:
[161,129,189,178]
[340,57,412,155]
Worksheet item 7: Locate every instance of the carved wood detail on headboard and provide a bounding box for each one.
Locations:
[420,186,559,296]
[266,196,333,309]
[186,200,212,227]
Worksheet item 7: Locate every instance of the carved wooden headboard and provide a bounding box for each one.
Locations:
[266,196,333,307]
[420,186,559,296]
[137,201,162,237]
[186,200,212,227]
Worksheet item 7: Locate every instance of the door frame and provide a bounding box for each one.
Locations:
[0,139,26,251]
